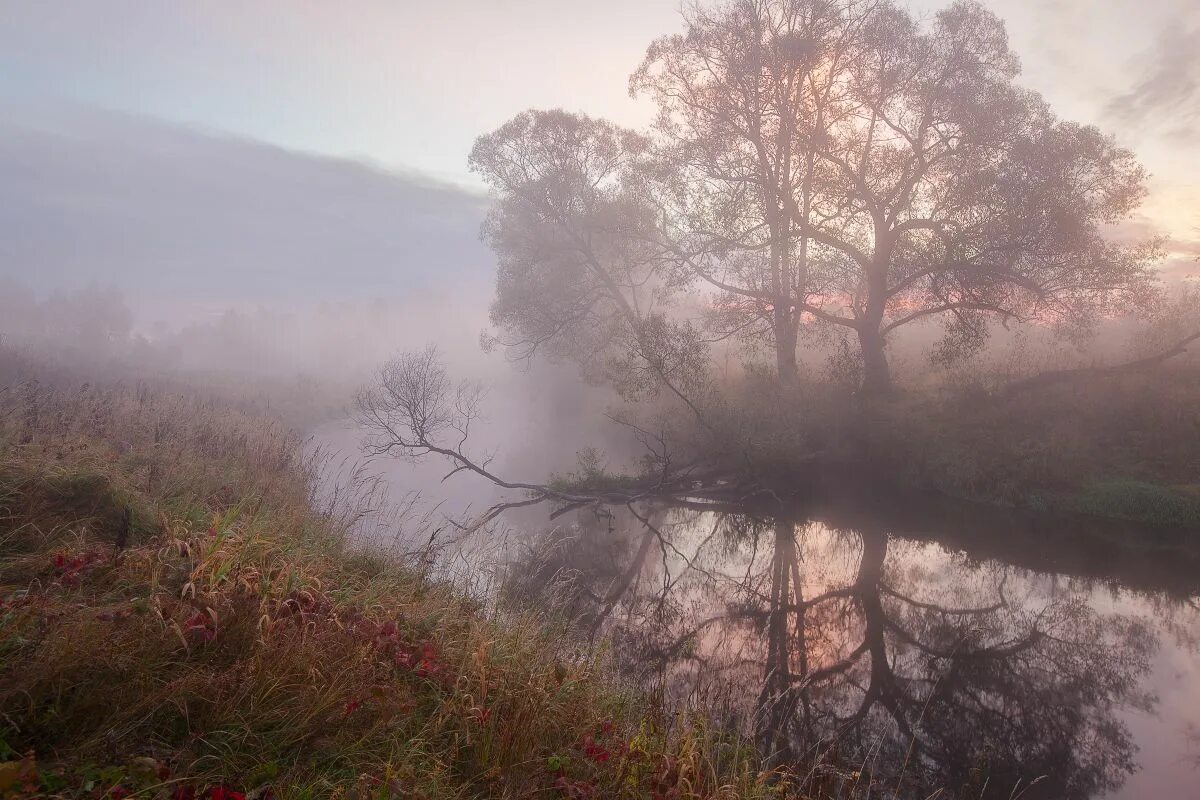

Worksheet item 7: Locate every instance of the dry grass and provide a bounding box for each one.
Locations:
[0,352,790,800]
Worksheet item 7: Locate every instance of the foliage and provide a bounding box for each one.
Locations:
[470,112,668,387]
[547,448,646,496]
[639,333,1200,524]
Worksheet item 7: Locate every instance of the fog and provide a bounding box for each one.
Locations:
[2,7,1199,797]
[0,104,628,523]
[0,0,1196,534]
[2,103,1193,523]
[0,104,489,319]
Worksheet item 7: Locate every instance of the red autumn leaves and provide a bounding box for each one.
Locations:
[50,550,100,585]
[370,620,450,687]
[339,618,454,722]
[184,610,217,643]
[547,719,626,798]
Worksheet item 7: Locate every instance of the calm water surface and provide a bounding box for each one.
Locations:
[509,491,1200,800]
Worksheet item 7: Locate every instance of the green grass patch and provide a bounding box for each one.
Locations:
[1069,478,1200,527]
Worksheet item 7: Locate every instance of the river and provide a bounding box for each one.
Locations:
[314,423,1200,799]
[511,488,1200,800]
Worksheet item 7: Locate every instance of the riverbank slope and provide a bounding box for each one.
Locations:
[0,362,779,799]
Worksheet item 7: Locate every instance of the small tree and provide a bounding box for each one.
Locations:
[469,110,714,421]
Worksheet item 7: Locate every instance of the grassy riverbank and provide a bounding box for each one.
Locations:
[659,362,1200,529]
[0,365,783,799]
[860,368,1200,525]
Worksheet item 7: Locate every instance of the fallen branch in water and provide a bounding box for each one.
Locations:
[354,346,751,530]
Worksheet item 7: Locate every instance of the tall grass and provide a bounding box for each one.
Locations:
[0,354,789,799]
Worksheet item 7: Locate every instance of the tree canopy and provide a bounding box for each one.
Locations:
[472,0,1157,397]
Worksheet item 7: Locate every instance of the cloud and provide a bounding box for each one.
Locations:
[1105,23,1200,143]
[0,104,494,322]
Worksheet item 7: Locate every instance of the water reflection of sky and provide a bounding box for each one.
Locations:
[538,507,1200,800]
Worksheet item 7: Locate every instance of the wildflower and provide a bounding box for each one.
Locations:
[472,706,491,725]
[110,787,132,800]
[344,698,365,716]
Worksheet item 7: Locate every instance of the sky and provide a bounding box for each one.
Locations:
[0,0,1198,306]
[0,105,493,321]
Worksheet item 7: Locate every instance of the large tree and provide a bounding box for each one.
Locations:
[627,0,861,383]
[474,0,1157,396]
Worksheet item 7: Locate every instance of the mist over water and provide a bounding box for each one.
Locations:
[0,104,603,544]
[3,5,1199,793]
[0,104,636,527]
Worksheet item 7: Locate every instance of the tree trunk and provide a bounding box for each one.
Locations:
[857,324,891,396]
[756,518,799,765]
[774,309,799,384]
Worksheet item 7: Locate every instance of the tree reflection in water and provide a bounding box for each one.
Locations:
[507,505,1170,799]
